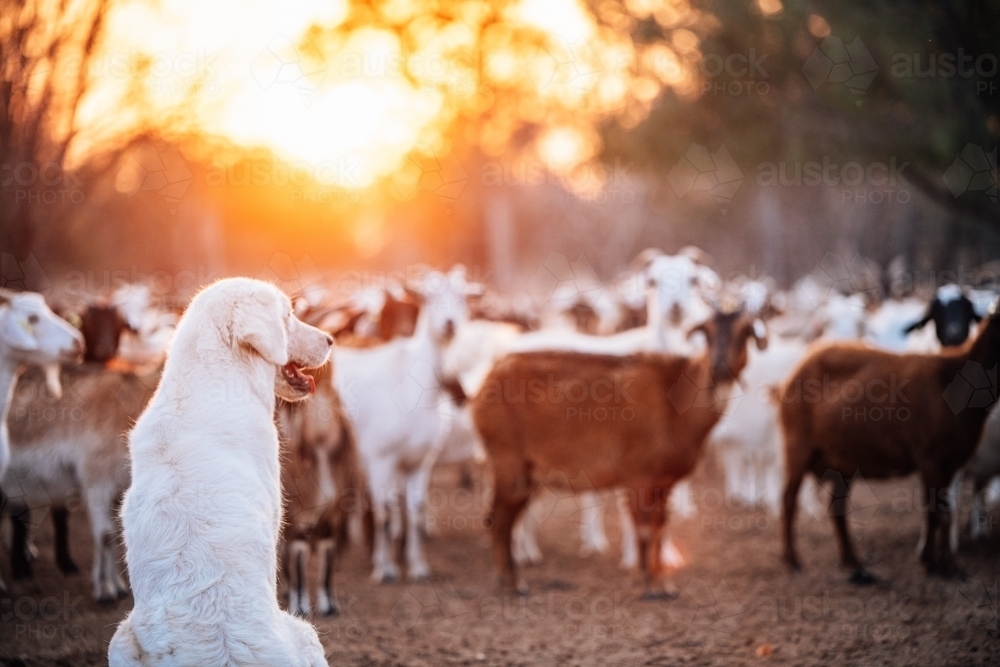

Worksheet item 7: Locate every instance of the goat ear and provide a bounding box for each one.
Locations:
[630,247,665,272]
[235,293,288,366]
[686,321,709,341]
[751,318,768,350]
[43,363,63,399]
[118,310,138,334]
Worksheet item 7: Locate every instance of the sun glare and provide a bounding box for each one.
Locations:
[71,0,699,193]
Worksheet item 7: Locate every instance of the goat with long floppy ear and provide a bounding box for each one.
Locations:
[0,290,83,393]
[0,289,84,527]
[904,287,981,347]
[686,315,767,348]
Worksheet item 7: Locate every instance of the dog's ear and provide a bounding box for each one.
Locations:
[235,290,289,366]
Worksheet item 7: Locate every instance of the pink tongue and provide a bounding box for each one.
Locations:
[284,362,316,394]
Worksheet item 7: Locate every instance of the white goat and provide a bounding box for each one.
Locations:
[708,335,826,517]
[0,290,83,592]
[111,284,177,367]
[949,405,1000,552]
[5,365,156,600]
[334,267,468,582]
[864,298,940,353]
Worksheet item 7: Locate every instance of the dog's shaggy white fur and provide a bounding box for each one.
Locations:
[108,278,333,667]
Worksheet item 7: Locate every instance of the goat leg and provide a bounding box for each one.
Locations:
[10,513,32,580]
[490,473,531,595]
[630,487,674,600]
[317,537,340,616]
[781,467,806,572]
[927,479,967,579]
[52,506,79,574]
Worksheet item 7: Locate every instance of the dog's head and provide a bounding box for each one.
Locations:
[194,278,333,402]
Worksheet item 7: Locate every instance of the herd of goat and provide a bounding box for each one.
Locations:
[1,247,999,611]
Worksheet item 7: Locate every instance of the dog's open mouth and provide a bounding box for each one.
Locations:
[281,362,316,395]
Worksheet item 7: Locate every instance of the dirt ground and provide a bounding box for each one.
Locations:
[2,463,998,667]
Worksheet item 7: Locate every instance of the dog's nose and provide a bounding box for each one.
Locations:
[324,334,334,347]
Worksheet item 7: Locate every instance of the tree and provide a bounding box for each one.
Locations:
[601,0,1000,227]
[1,0,113,258]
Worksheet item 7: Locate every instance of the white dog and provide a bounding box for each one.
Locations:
[108,278,333,667]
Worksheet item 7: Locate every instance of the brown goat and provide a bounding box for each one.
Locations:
[778,311,1000,583]
[471,309,765,596]
[276,362,366,616]
[78,303,133,364]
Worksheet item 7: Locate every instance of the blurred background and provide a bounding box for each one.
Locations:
[2,0,998,301]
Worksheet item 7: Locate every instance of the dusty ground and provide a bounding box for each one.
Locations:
[2,463,998,667]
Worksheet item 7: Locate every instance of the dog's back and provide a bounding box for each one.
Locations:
[109,278,329,667]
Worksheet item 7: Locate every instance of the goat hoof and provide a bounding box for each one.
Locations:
[639,589,677,601]
[322,603,341,617]
[95,593,117,606]
[928,563,967,580]
[372,570,399,584]
[640,584,679,601]
[848,568,877,586]
[514,580,530,597]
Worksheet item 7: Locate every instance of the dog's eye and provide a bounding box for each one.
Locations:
[28,314,39,324]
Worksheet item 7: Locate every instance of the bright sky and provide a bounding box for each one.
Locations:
[74,0,699,190]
